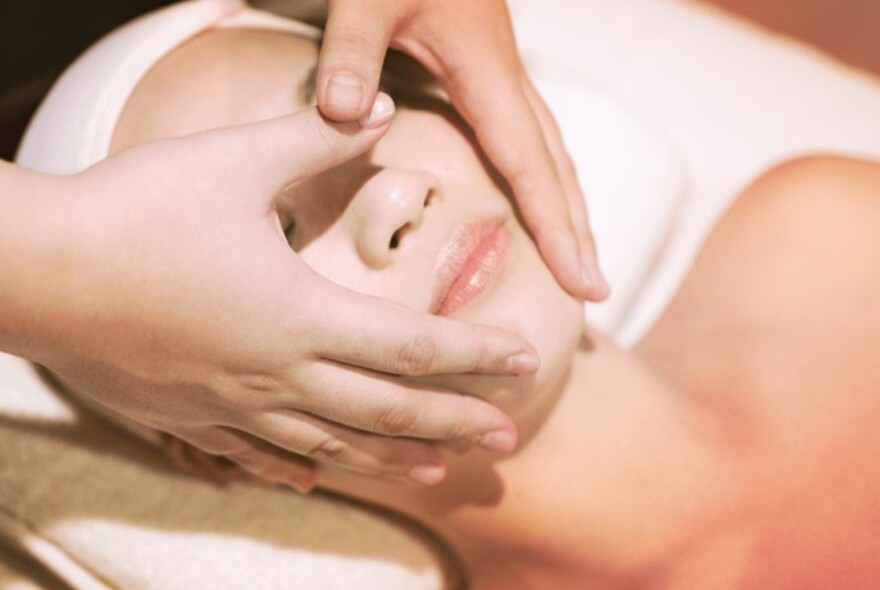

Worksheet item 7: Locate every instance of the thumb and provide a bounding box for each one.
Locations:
[166,94,395,200]
[317,0,401,121]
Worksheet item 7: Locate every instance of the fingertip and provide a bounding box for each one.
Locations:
[576,237,610,302]
[470,324,540,376]
[533,221,591,300]
[280,469,317,494]
[473,330,539,376]
[409,463,447,486]
[550,241,591,300]
[504,352,541,375]
[359,92,395,129]
[478,426,518,453]
[290,479,317,495]
[583,266,612,302]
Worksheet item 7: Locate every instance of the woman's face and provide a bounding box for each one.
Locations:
[113,29,583,411]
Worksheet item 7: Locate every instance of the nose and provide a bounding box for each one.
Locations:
[350,167,439,268]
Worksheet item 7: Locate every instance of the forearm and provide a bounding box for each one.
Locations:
[0,161,75,361]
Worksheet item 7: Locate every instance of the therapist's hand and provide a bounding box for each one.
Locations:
[14,95,536,492]
[316,0,609,301]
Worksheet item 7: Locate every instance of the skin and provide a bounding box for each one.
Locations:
[2,28,569,491]
[315,0,609,300]
[1,0,606,492]
[118,30,880,589]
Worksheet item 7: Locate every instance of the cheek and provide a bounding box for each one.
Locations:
[297,233,369,296]
[438,226,584,403]
[298,232,431,311]
[486,228,584,379]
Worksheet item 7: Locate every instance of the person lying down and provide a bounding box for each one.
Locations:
[40,23,880,590]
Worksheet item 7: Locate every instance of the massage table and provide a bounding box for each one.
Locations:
[3,0,880,587]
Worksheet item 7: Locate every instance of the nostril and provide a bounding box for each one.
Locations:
[390,223,410,250]
[424,188,436,208]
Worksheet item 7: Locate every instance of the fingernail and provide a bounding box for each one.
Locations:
[410,464,446,486]
[479,429,517,453]
[505,352,540,375]
[360,93,394,129]
[326,72,364,112]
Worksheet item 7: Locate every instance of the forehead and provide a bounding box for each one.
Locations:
[112,29,318,153]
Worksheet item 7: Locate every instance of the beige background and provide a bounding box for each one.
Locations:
[706,0,880,76]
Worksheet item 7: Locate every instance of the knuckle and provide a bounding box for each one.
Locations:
[396,331,437,375]
[445,411,473,441]
[447,396,492,440]
[472,341,492,372]
[373,401,419,437]
[238,373,283,395]
[306,434,350,463]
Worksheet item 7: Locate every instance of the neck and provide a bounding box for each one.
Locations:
[318,332,758,588]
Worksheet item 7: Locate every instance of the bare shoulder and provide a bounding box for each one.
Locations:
[634,155,880,587]
[699,155,880,309]
[639,155,880,394]
[721,155,880,262]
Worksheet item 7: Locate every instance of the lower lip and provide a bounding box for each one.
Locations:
[438,227,512,316]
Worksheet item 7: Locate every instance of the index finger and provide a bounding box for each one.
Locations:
[311,282,540,377]
[316,0,400,121]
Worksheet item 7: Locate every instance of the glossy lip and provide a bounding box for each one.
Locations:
[431,217,511,316]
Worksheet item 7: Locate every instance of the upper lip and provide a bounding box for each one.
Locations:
[429,216,506,314]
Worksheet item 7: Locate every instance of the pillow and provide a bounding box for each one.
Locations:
[531,69,686,338]
[510,0,880,346]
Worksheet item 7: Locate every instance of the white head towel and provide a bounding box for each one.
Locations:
[15,0,319,175]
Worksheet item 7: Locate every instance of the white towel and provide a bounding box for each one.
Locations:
[6,0,880,587]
